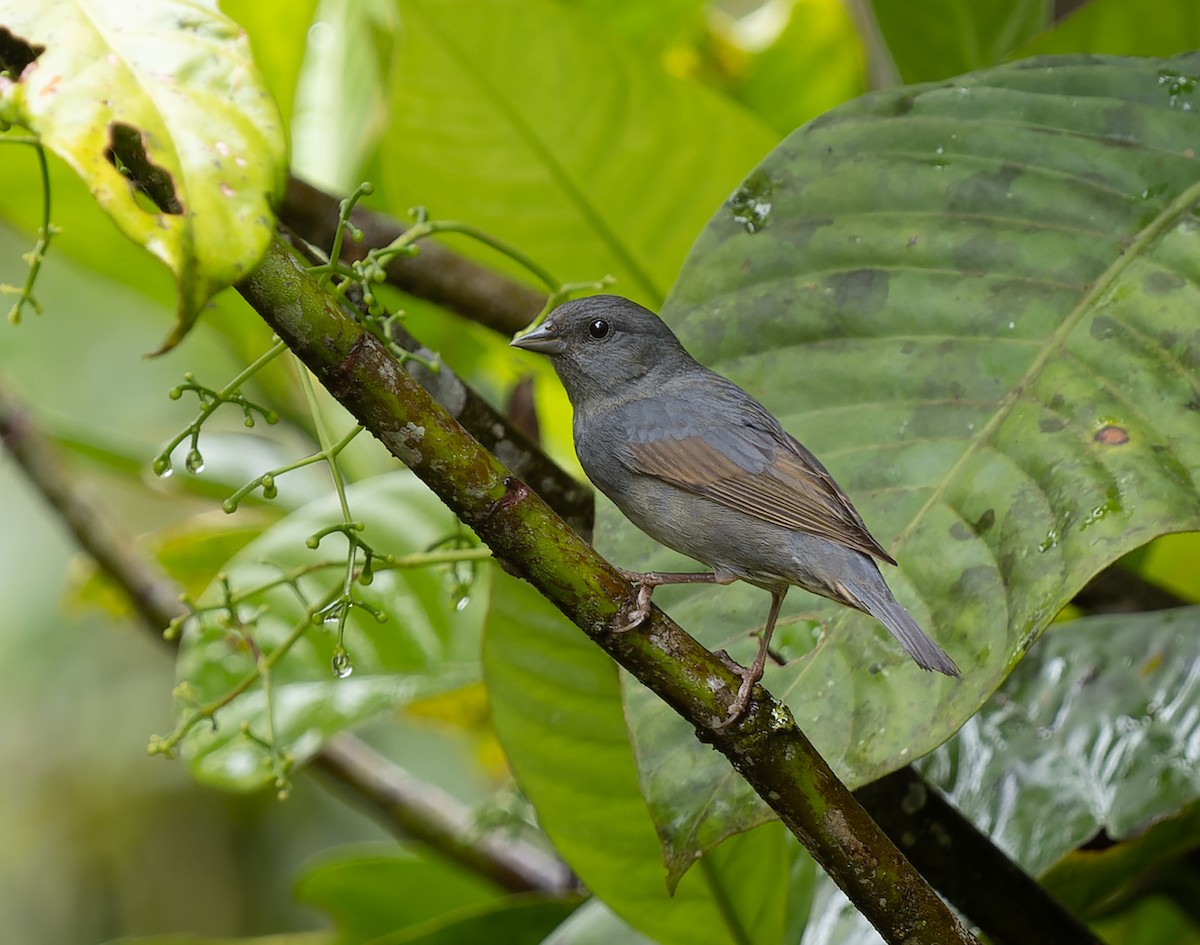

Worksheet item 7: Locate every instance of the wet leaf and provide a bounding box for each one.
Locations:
[804,606,1200,942]
[603,53,1200,873]
[923,607,1200,908]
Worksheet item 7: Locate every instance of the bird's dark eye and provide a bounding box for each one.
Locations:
[588,318,610,339]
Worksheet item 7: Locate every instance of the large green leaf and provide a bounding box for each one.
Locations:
[595,53,1200,870]
[378,0,777,308]
[483,569,805,945]
[1017,0,1200,60]
[0,0,286,351]
[176,473,488,790]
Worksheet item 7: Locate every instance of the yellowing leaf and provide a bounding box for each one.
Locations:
[0,0,286,351]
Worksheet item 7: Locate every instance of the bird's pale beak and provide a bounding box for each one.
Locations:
[510,322,565,355]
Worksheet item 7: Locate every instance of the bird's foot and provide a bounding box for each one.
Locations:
[713,649,761,729]
[615,571,655,632]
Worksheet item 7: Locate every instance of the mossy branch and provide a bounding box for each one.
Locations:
[237,234,979,945]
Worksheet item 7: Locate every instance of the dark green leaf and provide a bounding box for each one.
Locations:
[871,0,1050,82]
[366,897,578,945]
[804,607,1200,942]
[602,53,1200,869]
[923,607,1200,903]
[295,846,502,943]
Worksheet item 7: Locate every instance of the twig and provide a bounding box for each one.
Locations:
[313,734,574,895]
[281,178,546,337]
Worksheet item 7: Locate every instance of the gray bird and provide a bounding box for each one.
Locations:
[511,295,958,723]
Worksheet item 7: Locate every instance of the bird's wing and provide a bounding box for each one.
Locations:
[624,396,897,564]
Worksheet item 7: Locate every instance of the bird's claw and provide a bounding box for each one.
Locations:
[615,573,654,632]
[713,649,761,730]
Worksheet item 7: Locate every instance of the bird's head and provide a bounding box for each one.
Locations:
[510,295,689,401]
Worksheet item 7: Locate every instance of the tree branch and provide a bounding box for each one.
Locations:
[239,234,980,945]
[312,734,574,895]
[0,374,570,897]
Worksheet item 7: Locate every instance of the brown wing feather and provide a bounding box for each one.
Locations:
[627,435,896,564]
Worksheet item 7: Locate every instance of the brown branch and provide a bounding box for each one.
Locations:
[240,234,980,945]
[312,735,574,895]
[0,378,183,630]
[0,373,570,897]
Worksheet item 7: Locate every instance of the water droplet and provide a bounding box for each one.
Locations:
[1038,528,1059,553]
[185,449,205,474]
[455,595,470,612]
[153,457,174,479]
[727,170,775,234]
[331,647,353,678]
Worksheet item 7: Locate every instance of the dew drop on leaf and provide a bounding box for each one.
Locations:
[331,646,353,679]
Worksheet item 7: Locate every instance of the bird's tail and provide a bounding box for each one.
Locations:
[842,577,959,677]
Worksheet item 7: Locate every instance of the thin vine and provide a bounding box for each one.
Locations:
[1,136,57,324]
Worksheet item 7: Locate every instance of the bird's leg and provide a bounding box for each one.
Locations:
[717,588,787,728]
[615,570,730,632]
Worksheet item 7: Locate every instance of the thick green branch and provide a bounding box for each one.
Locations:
[239,235,979,945]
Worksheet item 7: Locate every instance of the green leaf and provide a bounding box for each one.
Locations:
[538,899,660,945]
[0,0,286,352]
[483,570,804,945]
[367,897,579,945]
[289,0,397,193]
[1091,896,1200,945]
[295,845,503,943]
[1017,0,1200,60]
[870,0,1050,82]
[220,0,319,130]
[102,936,330,945]
[922,607,1200,906]
[601,53,1200,869]
[379,0,777,307]
[176,473,488,790]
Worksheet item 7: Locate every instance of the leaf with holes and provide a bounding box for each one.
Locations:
[594,53,1200,878]
[0,0,285,352]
